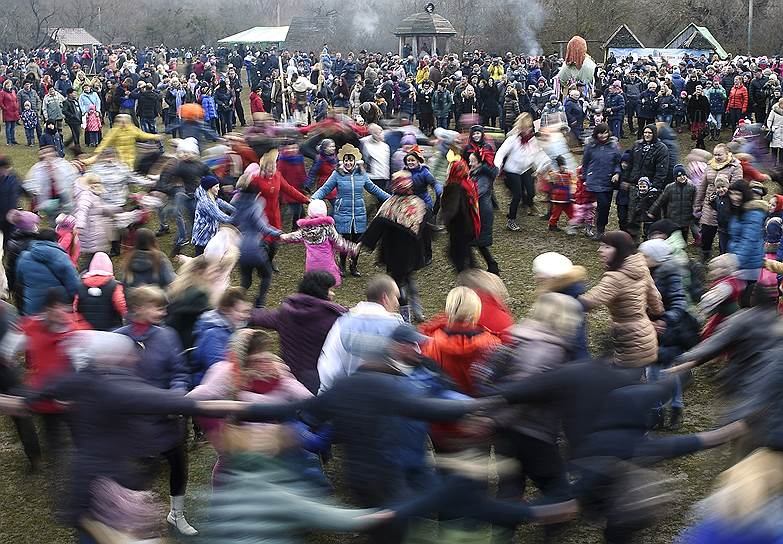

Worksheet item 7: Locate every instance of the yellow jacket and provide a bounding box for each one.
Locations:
[95,124,160,168]
[488,64,505,81]
[415,67,430,85]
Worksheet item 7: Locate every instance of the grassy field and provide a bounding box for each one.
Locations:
[0,90,735,543]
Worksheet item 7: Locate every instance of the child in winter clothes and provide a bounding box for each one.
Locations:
[627,176,660,242]
[84,104,102,147]
[201,88,218,132]
[40,120,64,157]
[20,101,39,146]
[192,174,235,256]
[279,199,358,286]
[74,251,127,331]
[55,213,80,267]
[305,138,337,200]
[616,149,632,232]
[758,215,782,293]
[707,176,732,255]
[673,91,688,132]
[647,163,697,240]
[547,156,573,231]
[567,165,596,236]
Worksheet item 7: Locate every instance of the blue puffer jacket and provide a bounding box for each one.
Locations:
[604,92,625,121]
[407,164,441,209]
[312,166,389,234]
[191,309,234,386]
[231,191,282,267]
[581,137,622,193]
[191,186,234,247]
[670,73,686,95]
[728,200,768,272]
[15,240,80,315]
[114,323,189,454]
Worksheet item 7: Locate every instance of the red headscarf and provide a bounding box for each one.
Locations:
[447,158,481,238]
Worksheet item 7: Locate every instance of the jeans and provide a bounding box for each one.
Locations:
[700,224,730,259]
[5,121,17,144]
[174,190,196,246]
[646,364,683,409]
[608,118,622,138]
[437,116,449,129]
[594,191,613,234]
[140,117,157,134]
[24,126,36,144]
[218,110,233,134]
[712,112,722,130]
[64,120,81,147]
[657,114,673,126]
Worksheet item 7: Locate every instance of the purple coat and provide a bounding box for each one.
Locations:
[250,293,346,393]
[281,215,358,286]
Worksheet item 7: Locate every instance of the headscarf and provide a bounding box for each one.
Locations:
[447,155,481,238]
[376,171,426,235]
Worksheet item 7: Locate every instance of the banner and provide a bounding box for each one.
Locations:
[608,47,713,64]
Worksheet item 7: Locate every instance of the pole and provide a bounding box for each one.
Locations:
[277,0,280,27]
[278,55,288,121]
[747,0,753,55]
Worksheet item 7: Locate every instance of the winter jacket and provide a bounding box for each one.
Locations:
[471,163,498,247]
[419,321,501,396]
[77,91,101,116]
[311,166,389,234]
[604,91,625,121]
[75,276,126,331]
[0,173,22,235]
[728,200,768,272]
[16,240,81,315]
[767,106,783,148]
[708,193,732,231]
[706,86,727,115]
[650,260,688,327]
[121,250,176,289]
[637,90,659,119]
[726,85,749,111]
[17,87,41,113]
[648,181,696,227]
[628,124,670,190]
[74,186,119,254]
[136,89,160,119]
[166,287,210,354]
[687,95,710,124]
[534,266,590,359]
[94,124,159,169]
[62,97,82,124]
[482,319,573,443]
[250,171,308,231]
[502,94,520,129]
[695,158,744,227]
[564,96,585,130]
[580,252,665,367]
[0,89,20,122]
[495,133,551,175]
[251,293,347,394]
[280,216,357,286]
[317,301,403,393]
[230,191,282,268]
[191,309,235,386]
[43,92,65,121]
[115,323,189,454]
[191,186,234,247]
[407,164,441,209]
[581,137,622,192]
[657,94,676,117]
[432,89,453,119]
[530,86,553,117]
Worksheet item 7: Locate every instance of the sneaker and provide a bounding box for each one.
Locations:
[155,225,170,237]
[584,226,595,238]
[506,219,520,231]
[565,225,578,235]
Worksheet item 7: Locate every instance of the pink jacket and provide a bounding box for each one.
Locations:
[280,216,358,286]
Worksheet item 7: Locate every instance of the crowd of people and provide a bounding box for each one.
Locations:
[1,38,783,544]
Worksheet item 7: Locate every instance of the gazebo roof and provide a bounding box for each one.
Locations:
[602,24,645,49]
[48,27,101,46]
[393,12,456,37]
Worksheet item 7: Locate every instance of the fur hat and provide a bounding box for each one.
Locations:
[532,252,573,279]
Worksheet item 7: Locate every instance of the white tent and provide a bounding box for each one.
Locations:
[218,26,290,45]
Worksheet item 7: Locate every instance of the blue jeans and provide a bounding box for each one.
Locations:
[24,127,36,144]
[174,190,196,246]
[712,112,722,130]
[437,116,449,129]
[5,121,17,144]
[608,118,622,138]
[657,114,673,126]
[140,117,157,134]
[646,363,683,409]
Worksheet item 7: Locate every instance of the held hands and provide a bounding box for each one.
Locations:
[611,173,620,184]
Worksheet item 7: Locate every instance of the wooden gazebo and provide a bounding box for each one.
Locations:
[393,5,456,57]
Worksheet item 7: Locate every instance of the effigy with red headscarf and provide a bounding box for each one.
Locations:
[555,36,596,99]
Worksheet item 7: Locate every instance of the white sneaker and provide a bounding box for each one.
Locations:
[168,495,197,536]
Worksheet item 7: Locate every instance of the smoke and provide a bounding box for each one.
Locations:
[352,5,381,37]
[517,0,546,55]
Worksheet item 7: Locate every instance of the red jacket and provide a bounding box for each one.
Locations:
[249,91,265,114]
[726,85,748,112]
[21,314,91,413]
[250,170,309,230]
[0,89,20,122]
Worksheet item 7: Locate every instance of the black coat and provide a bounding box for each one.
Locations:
[362,209,426,283]
[628,125,670,191]
[136,89,160,119]
[686,94,710,124]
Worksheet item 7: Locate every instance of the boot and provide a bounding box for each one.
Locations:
[167,495,197,536]
[109,240,121,257]
[669,407,683,430]
[339,254,347,277]
[349,256,361,277]
[155,225,170,237]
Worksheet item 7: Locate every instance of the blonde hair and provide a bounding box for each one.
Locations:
[445,287,482,324]
[529,292,583,338]
[167,255,211,299]
[127,285,167,310]
[456,269,509,303]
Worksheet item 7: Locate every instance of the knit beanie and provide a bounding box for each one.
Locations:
[673,164,687,179]
[8,210,40,232]
[307,199,328,218]
[400,133,417,146]
[201,174,221,191]
[639,239,672,264]
[532,252,573,279]
[84,252,114,278]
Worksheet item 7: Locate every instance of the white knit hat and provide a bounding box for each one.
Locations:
[532,252,573,279]
[307,199,328,217]
[639,239,672,264]
[176,137,199,156]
